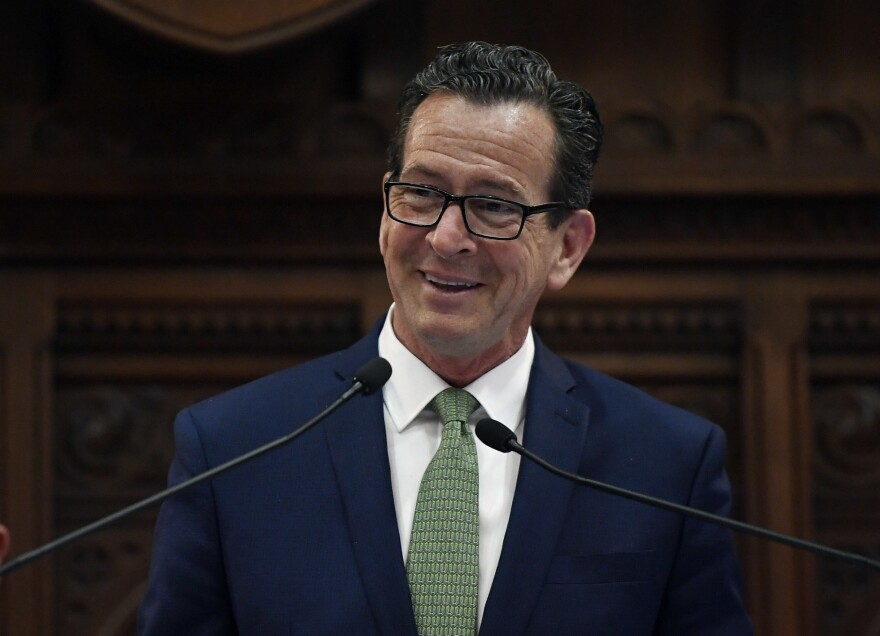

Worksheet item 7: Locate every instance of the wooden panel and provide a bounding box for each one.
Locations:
[2,1,880,634]
[1,267,879,633]
[424,0,731,108]
[47,271,385,635]
[0,274,56,636]
[741,306,815,636]
[3,2,880,205]
[809,302,880,636]
[802,1,880,105]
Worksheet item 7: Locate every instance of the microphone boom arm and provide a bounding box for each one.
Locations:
[505,438,880,573]
[0,357,391,578]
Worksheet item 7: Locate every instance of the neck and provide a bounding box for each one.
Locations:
[404,335,526,388]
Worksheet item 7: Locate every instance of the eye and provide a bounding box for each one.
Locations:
[404,186,443,202]
[469,198,519,215]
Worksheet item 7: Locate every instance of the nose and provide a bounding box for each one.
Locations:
[427,202,477,258]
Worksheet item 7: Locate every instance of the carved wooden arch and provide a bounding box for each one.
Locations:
[80,0,378,54]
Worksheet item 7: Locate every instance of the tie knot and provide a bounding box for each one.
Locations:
[430,387,479,426]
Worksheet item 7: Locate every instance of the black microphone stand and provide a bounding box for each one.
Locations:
[0,357,391,578]
[476,418,880,573]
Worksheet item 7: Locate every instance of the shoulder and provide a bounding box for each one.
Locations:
[190,351,342,421]
[570,360,712,429]
[539,346,727,471]
[176,325,382,456]
[170,353,339,457]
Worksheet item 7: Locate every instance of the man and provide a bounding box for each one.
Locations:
[139,42,752,634]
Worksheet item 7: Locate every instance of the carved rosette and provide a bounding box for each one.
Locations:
[818,538,880,636]
[55,530,151,636]
[55,387,173,492]
[51,299,368,634]
[813,385,880,490]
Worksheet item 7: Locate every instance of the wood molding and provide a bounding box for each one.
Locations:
[741,278,815,636]
[1,195,879,267]
[0,274,56,636]
[80,0,378,54]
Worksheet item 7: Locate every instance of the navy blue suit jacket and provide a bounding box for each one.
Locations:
[139,325,752,635]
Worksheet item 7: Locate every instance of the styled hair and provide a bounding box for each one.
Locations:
[387,41,603,225]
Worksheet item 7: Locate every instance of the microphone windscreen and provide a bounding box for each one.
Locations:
[475,418,516,452]
[353,357,393,395]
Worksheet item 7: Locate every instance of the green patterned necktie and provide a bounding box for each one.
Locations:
[407,387,481,636]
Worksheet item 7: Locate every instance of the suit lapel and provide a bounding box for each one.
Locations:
[480,341,591,635]
[323,333,418,636]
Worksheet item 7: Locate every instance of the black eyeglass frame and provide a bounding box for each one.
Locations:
[383,180,567,241]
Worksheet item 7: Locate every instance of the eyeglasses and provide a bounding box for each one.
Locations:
[384,181,566,240]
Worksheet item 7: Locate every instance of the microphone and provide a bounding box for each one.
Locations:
[352,356,392,396]
[475,418,880,573]
[0,357,392,578]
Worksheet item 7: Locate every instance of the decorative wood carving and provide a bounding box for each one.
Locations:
[27,101,392,163]
[810,304,880,352]
[813,384,880,491]
[605,101,878,157]
[533,301,745,520]
[810,302,880,636]
[53,529,151,636]
[55,387,174,492]
[814,528,880,636]
[6,102,880,196]
[534,302,740,352]
[50,297,366,635]
[2,1,880,634]
[55,302,362,353]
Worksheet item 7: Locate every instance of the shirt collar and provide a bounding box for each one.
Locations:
[378,305,533,434]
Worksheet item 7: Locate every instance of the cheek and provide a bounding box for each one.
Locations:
[381,223,425,284]
[380,219,412,267]
[499,239,551,290]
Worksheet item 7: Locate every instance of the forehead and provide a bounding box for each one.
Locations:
[402,92,557,198]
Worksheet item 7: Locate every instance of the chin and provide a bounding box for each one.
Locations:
[423,325,505,361]
[421,323,473,348]
[413,320,477,352]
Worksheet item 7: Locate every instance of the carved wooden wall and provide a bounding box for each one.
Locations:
[1,1,879,635]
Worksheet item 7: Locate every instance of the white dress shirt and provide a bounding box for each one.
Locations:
[378,306,531,628]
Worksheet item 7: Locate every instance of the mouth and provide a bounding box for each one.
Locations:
[423,271,481,292]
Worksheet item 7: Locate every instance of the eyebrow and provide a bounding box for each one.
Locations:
[400,164,526,199]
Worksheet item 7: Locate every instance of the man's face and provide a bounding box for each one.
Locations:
[379,92,594,378]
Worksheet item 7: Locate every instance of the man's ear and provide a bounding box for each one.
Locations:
[546,209,595,292]
[379,172,393,258]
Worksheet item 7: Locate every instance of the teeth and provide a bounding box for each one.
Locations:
[426,273,477,288]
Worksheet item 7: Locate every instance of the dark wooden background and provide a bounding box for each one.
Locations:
[1,1,879,634]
